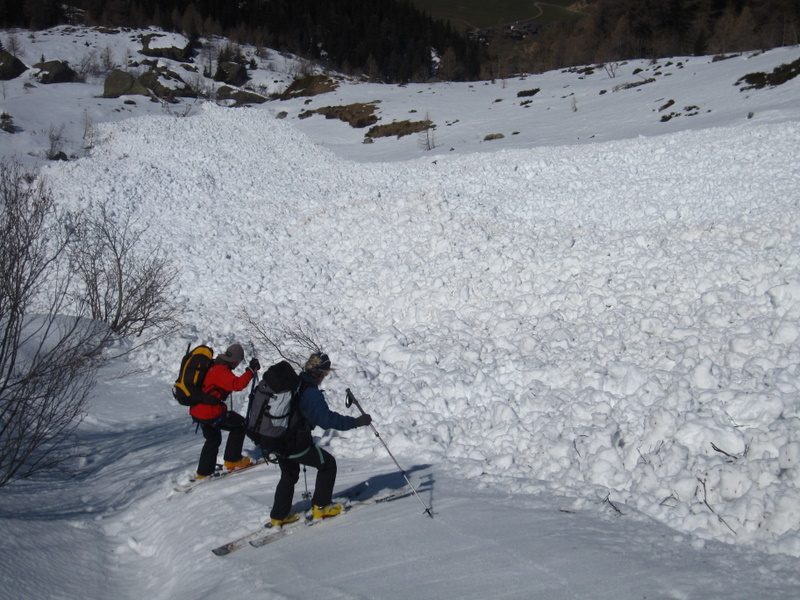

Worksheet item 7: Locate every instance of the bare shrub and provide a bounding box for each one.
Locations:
[82,111,98,150]
[69,203,180,339]
[0,160,111,486]
[1,112,15,133]
[46,124,66,160]
[603,62,621,78]
[418,113,436,151]
[4,33,20,57]
[100,46,116,72]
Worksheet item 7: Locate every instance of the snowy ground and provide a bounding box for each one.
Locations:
[1,26,800,599]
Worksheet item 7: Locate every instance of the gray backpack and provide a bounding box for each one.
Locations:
[246,361,309,455]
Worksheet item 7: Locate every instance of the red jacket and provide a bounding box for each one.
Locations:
[189,362,255,421]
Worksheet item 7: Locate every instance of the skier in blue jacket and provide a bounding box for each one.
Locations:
[269,352,372,526]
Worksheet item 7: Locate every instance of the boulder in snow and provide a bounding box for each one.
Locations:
[103,69,150,98]
[0,50,26,80]
[34,60,78,84]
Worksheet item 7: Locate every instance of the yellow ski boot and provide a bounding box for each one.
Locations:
[270,512,300,528]
[223,456,251,470]
[312,503,343,519]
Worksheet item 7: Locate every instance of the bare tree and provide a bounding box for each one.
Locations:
[0,160,111,486]
[69,203,180,339]
[4,33,21,57]
[46,124,66,160]
[418,113,436,152]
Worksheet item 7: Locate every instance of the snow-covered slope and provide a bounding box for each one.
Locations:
[1,25,800,600]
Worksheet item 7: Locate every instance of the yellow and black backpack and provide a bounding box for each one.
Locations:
[172,344,216,406]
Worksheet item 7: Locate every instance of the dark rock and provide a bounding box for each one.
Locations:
[216,86,267,106]
[103,69,149,98]
[0,50,27,81]
[34,60,78,84]
[213,61,249,87]
[138,67,196,102]
[140,34,192,61]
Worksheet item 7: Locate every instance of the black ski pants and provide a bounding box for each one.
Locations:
[270,446,337,520]
[195,411,247,476]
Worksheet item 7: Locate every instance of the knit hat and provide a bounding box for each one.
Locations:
[304,352,332,375]
[218,343,244,364]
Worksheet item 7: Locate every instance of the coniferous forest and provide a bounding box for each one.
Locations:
[503,0,800,76]
[0,0,482,82]
[1,0,798,82]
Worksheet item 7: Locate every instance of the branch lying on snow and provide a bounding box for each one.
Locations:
[603,493,624,516]
[696,477,736,535]
[710,442,738,459]
[660,493,678,507]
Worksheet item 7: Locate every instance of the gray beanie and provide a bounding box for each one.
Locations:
[218,343,244,364]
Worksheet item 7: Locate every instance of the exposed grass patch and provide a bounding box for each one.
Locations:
[613,78,655,92]
[563,65,596,76]
[300,102,381,128]
[736,57,800,90]
[280,74,339,100]
[660,105,704,122]
[517,88,540,98]
[366,118,433,139]
[483,133,505,141]
[658,99,675,112]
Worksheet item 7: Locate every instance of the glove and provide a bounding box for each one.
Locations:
[248,358,261,372]
[354,414,372,428]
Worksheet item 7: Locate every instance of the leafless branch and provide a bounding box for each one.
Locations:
[710,442,738,459]
[0,159,112,486]
[69,202,180,339]
[659,493,678,507]
[240,309,324,369]
[696,477,736,534]
[603,493,624,516]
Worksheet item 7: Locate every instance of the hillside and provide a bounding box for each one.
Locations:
[1,25,800,600]
[2,25,799,169]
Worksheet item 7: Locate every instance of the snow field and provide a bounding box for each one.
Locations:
[42,104,800,556]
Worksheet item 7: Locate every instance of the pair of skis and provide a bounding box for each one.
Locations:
[212,486,412,556]
[172,458,268,494]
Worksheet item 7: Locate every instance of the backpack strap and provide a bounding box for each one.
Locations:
[288,379,309,431]
[250,385,271,439]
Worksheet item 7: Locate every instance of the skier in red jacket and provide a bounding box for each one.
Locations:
[189,343,260,478]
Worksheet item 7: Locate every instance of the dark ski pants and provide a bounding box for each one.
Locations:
[195,411,247,476]
[271,446,337,520]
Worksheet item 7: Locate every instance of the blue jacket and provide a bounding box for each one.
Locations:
[298,372,359,432]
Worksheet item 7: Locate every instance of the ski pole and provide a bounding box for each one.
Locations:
[245,374,258,423]
[346,388,434,518]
